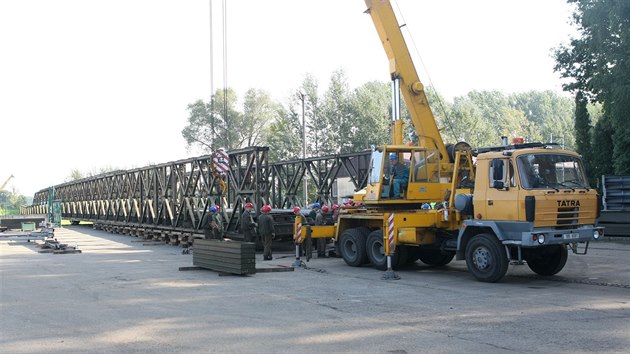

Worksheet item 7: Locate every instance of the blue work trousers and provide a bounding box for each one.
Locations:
[392,178,407,197]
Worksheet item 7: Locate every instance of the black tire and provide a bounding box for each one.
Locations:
[417,249,455,266]
[525,245,568,276]
[393,246,409,269]
[406,247,421,264]
[365,230,407,270]
[366,230,387,270]
[339,228,368,267]
[465,233,508,283]
[356,226,371,237]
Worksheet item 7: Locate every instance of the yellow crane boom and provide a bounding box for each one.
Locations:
[1,175,14,191]
[364,0,448,160]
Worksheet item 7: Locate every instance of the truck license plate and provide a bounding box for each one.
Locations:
[563,233,579,239]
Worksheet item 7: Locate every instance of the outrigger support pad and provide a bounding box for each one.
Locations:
[381,255,400,280]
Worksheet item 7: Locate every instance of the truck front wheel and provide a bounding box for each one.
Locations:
[465,233,508,283]
[339,228,368,267]
[525,245,568,276]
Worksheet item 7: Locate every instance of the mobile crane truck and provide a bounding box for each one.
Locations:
[294,0,603,282]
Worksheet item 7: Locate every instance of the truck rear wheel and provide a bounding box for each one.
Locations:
[465,233,508,283]
[395,247,409,268]
[525,245,568,276]
[366,230,408,270]
[366,230,387,270]
[406,247,420,264]
[417,249,455,266]
[339,228,368,267]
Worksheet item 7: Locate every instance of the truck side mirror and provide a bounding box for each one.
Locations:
[490,159,508,190]
[491,159,504,180]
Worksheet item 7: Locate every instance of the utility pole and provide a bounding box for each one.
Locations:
[298,92,307,205]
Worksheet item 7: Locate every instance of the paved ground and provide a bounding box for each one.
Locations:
[1,226,629,353]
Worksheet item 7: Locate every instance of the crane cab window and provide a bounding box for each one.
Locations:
[368,150,385,184]
[411,150,440,183]
[382,152,411,174]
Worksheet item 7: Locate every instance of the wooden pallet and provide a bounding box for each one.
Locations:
[192,239,256,275]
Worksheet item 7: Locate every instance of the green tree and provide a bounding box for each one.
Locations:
[182,88,278,153]
[263,105,303,161]
[7,190,27,211]
[181,88,241,152]
[0,188,28,216]
[299,74,321,156]
[241,89,279,147]
[67,169,84,181]
[445,90,532,147]
[587,102,604,125]
[425,87,458,145]
[590,113,615,179]
[349,81,390,149]
[321,69,353,154]
[448,96,495,147]
[574,91,592,175]
[65,166,121,182]
[554,0,630,174]
[182,99,214,152]
[510,91,575,147]
[208,88,242,151]
[435,90,575,149]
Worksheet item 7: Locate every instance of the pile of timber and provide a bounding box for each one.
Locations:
[192,239,256,275]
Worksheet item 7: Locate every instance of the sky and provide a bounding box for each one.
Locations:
[0,0,576,198]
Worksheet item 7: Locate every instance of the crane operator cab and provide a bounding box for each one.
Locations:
[363,146,446,203]
[383,153,409,198]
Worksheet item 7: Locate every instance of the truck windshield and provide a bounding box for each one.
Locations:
[368,150,384,184]
[517,154,589,190]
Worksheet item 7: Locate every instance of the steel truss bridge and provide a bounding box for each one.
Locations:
[21,147,371,245]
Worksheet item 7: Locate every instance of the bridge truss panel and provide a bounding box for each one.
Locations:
[22,147,372,239]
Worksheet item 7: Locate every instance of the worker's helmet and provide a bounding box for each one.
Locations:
[312,202,321,209]
[389,153,398,160]
[332,204,339,210]
[261,205,272,213]
[293,206,301,215]
[210,206,217,213]
[322,205,329,212]
[244,202,254,209]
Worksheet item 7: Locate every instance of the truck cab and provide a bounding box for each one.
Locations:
[455,143,603,282]
[475,147,597,224]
